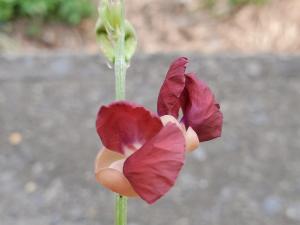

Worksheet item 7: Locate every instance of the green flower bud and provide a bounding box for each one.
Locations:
[96,0,137,63]
[99,0,122,33]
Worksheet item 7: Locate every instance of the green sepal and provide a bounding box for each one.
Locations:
[124,21,137,63]
[96,18,115,63]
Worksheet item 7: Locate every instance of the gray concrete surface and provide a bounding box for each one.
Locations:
[0,53,300,225]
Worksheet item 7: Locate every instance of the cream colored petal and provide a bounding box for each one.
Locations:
[95,147,124,173]
[94,148,138,197]
[160,115,185,133]
[160,115,200,152]
[160,115,178,125]
[185,127,200,152]
[95,167,138,197]
[109,159,126,172]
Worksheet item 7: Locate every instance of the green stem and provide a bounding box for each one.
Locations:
[114,0,126,100]
[114,1,127,225]
[115,195,127,225]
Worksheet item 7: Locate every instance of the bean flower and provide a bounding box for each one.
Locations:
[95,57,223,204]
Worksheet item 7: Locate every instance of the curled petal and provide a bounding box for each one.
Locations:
[160,115,200,152]
[185,127,200,152]
[123,123,185,204]
[157,57,187,118]
[160,115,183,131]
[96,101,163,154]
[181,74,223,142]
[95,148,137,197]
[95,148,124,173]
[95,168,138,197]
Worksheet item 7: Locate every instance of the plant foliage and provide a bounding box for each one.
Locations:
[0,0,94,25]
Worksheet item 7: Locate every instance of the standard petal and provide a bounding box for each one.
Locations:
[157,57,187,118]
[123,123,185,204]
[96,101,163,154]
[181,74,223,142]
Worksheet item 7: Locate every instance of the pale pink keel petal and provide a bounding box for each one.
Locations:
[95,168,138,197]
[185,127,200,152]
[96,101,163,154]
[157,57,187,118]
[95,148,137,197]
[160,115,183,131]
[182,74,223,142]
[95,148,124,173]
[160,115,200,151]
[123,123,185,204]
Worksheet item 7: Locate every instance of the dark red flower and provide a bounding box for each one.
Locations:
[95,57,223,204]
[95,102,185,204]
[157,57,223,144]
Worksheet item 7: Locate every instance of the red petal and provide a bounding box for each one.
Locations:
[123,123,185,204]
[157,57,187,118]
[96,101,163,154]
[181,74,223,142]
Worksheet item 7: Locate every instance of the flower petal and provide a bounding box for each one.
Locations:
[95,167,138,197]
[185,127,200,152]
[160,115,200,152]
[157,57,187,118]
[181,74,223,142]
[123,123,185,204]
[95,148,138,197]
[96,101,163,154]
[160,115,183,131]
[95,148,124,173]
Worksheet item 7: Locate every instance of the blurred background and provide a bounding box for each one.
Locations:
[1,0,300,53]
[1,1,300,225]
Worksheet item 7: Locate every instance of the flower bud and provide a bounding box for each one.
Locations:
[99,0,122,32]
[96,0,137,63]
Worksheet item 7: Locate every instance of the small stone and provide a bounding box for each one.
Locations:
[286,203,300,221]
[263,196,282,216]
[9,132,22,145]
[25,181,37,193]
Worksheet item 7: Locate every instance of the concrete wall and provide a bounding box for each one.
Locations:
[0,54,300,225]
